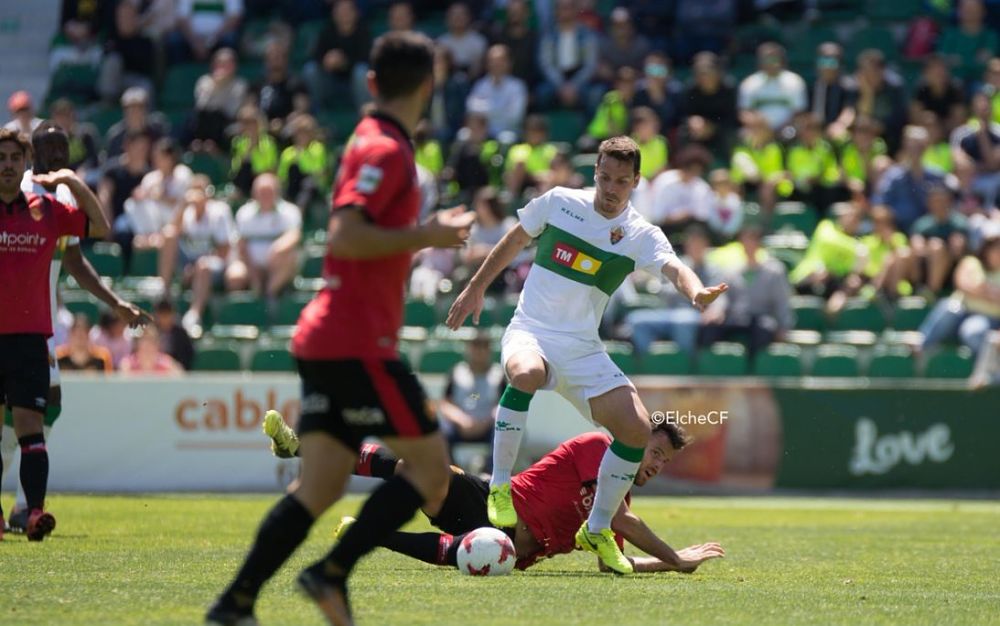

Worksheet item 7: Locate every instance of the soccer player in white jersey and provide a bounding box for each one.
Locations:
[1,122,148,534]
[446,136,728,574]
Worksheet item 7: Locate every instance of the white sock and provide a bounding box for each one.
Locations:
[587,441,643,532]
[489,386,533,488]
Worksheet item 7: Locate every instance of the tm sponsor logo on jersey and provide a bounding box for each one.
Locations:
[0,231,47,251]
[552,242,602,275]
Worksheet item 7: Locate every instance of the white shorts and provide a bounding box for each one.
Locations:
[500,325,632,422]
[47,336,60,387]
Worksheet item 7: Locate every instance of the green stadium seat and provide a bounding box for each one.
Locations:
[192,343,242,371]
[208,325,260,341]
[293,20,327,66]
[832,298,886,332]
[865,0,924,22]
[417,344,464,373]
[237,60,264,84]
[924,347,975,379]
[846,26,899,62]
[811,344,860,377]
[493,299,518,327]
[771,202,818,236]
[216,295,270,327]
[64,296,100,322]
[892,296,929,331]
[129,248,159,276]
[317,110,359,142]
[302,247,326,279]
[753,343,803,377]
[84,242,124,278]
[823,330,878,347]
[404,300,437,328]
[84,106,123,136]
[275,292,313,326]
[572,153,598,181]
[605,341,637,375]
[868,345,915,378]
[251,344,295,372]
[545,110,585,143]
[696,342,748,376]
[791,295,826,331]
[160,63,208,111]
[46,63,99,105]
[783,329,823,346]
[786,26,839,66]
[183,151,229,186]
[638,341,691,375]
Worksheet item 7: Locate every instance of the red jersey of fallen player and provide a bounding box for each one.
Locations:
[293,112,420,360]
[511,432,629,569]
[0,191,87,336]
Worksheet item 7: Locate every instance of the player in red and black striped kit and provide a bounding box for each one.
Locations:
[0,127,110,541]
[207,31,475,626]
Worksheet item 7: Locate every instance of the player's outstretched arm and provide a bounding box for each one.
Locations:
[661,256,728,313]
[63,243,152,328]
[607,506,725,573]
[33,169,111,238]
[446,223,533,329]
[327,205,474,259]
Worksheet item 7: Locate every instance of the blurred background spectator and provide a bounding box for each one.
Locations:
[56,314,114,374]
[438,333,504,470]
[120,326,185,375]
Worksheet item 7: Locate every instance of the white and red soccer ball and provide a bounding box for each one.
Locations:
[456,527,516,576]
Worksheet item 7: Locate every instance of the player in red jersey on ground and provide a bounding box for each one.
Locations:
[207,31,475,626]
[0,127,110,541]
[263,414,725,574]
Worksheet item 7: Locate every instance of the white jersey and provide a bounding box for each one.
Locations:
[511,186,676,344]
[22,170,79,386]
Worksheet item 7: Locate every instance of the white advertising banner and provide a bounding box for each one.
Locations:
[3,374,594,492]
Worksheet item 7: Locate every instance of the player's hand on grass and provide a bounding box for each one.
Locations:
[692,283,728,312]
[422,205,475,249]
[446,285,485,329]
[115,300,153,328]
[676,542,726,572]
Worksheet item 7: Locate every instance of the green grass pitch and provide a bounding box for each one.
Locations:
[2,495,998,626]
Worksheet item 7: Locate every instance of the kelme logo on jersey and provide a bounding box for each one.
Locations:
[552,243,602,275]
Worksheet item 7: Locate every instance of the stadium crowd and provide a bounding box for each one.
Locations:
[13,0,1000,387]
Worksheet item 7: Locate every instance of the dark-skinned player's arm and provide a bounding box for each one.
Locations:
[327,205,474,259]
[33,169,111,239]
[446,223,533,329]
[595,503,725,573]
[661,256,728,313]
[62,243,152,328]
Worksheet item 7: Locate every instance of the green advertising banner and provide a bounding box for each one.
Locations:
[773,386,1000,489]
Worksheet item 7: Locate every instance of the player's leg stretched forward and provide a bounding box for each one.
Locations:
[487,350,547,528]
[262,411,486,571]
[208,432,450,626]
[574,385,651,574]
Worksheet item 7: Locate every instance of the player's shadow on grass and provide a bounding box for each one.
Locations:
[521,571,617,578]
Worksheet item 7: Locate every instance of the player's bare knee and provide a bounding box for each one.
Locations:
[506,358,545,393]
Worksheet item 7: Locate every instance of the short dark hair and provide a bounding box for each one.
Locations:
[0,127,32,159]
[370,31,435,101]
[32,120,69,153]
[597,136,641,177]
[155,298,175,313]
[653,421,691,451]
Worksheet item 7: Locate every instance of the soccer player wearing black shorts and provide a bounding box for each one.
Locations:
[206,32,476,626]
[0,127,110,541]
[1,122,149,534]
